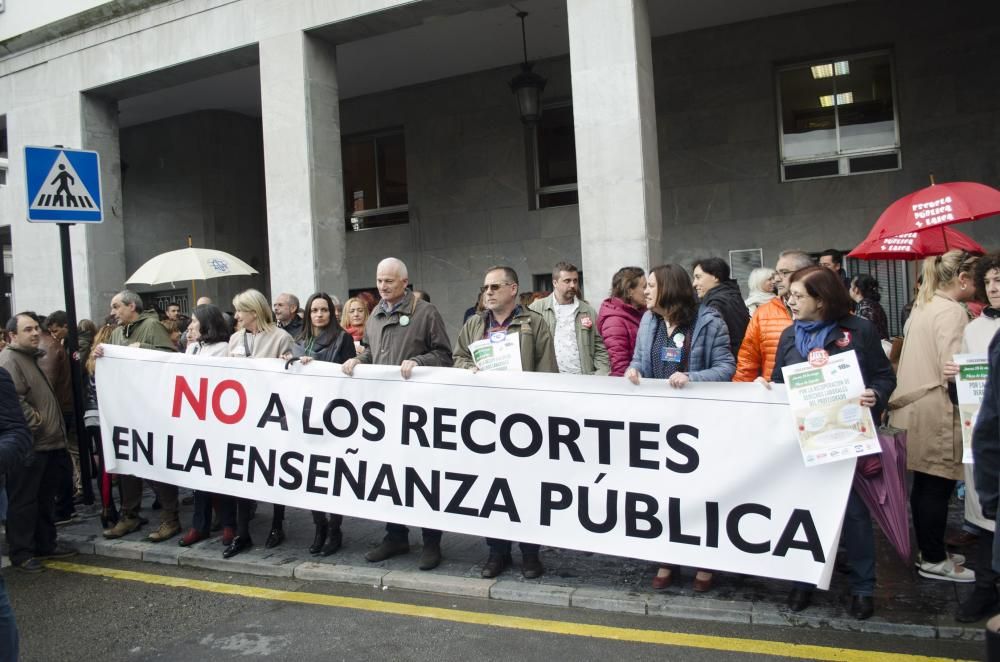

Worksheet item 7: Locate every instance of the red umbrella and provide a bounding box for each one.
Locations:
[866,180,1000,240]
[854,427,911,564]
[848,225,984,261]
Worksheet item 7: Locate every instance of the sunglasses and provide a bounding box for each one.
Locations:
[480,282,512,294]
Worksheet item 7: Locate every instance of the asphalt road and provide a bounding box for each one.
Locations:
[3,557,982,661]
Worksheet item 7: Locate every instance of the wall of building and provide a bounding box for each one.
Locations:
[651,1,1000,270]
[338,57,582,335]
[119,110,269,312]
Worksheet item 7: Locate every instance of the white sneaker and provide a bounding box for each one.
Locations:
[917,558,975,583]
[914,551,965,567]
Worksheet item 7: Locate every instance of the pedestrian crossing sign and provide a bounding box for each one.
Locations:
[24,146,103,223]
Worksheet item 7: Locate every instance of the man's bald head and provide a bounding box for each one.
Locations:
[376,258,409,305]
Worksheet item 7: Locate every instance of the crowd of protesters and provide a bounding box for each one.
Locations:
[4,244,1000,648]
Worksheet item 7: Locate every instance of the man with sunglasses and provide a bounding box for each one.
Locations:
[342,257,452,570]
[733,250,814,383]
[453,265,557,579]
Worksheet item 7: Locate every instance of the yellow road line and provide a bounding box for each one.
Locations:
[46,560,965,662]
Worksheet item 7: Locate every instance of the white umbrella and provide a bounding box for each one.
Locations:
[126,247,258,285]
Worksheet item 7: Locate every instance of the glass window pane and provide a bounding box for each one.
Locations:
[837,54,896,152]
[537,106,577,188]
[377,133,408,207]
[779,67,837,160]
[343,139,377,213]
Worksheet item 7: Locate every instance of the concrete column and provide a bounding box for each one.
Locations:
[81,93,127,320]
[259,32,348,302]
[567,0,662,291]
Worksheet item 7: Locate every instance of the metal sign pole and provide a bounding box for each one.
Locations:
[58,222,94,505]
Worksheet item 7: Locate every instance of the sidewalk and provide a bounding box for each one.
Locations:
[33,488,985,641]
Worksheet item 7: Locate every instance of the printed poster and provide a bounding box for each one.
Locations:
[781,350,879,467]
[955,353,989,463]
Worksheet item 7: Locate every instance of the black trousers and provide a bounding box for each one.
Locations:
[911,471,957,564]
[385,522,441,544]
[235,500,284,538]
[5,450,60,565]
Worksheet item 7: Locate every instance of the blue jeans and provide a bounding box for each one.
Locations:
[0,574,19,662]
[795,486,875,596]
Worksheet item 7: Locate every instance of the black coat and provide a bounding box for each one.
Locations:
[973,331,1000,570]
[700,280,750,358]
[771,314,896,423]
[292,327,357,364]
[0,367,32,479]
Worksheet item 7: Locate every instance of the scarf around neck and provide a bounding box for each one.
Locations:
[793,319,837,359]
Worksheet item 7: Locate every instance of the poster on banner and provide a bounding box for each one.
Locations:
[96,346,856,589]
[781,349,879,467]
[468,332,522,371]
[955,353,989,463]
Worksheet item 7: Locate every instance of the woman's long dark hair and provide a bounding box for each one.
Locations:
[301,292,344,341]
[191,304,231,344]
[649,264,697,328]
[851,274,881,302]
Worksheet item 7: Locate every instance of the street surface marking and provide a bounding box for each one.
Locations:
[47,561,967,662]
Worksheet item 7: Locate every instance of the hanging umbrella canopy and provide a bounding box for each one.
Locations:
[848,225,985,261]
[865,180,1000,241]
[126,247,258,285]
[854,427,911,565]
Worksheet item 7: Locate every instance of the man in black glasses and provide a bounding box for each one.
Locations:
[342,257,452,570]
[453,265,556,579]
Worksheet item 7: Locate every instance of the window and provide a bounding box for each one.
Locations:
[342,129,408,231]
[777,51,900,181]
[533,103,578,208]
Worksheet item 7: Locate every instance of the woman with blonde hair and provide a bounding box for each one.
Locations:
[85,317,120,528]
[224,289,294,559]
[891,250,979,583]
[340,297,369,351]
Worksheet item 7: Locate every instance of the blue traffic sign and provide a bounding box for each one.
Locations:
[24,146,103,223]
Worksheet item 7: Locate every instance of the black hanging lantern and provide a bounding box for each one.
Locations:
[509,11,547,125]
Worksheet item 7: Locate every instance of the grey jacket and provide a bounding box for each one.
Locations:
[529,295,610,375]
[356,291,453,368]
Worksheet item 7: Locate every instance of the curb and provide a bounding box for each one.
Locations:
[55,532,984,641]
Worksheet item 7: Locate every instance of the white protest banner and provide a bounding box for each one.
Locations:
[468,332,523,372]
[781,350,879,467]
[97,346,855,588]
[955,354,989,463]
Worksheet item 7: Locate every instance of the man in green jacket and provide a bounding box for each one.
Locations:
[100,290,180,542]
[453,265,556,579]
[529,261,609,376]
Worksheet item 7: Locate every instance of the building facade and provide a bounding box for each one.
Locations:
[0,0,997,335]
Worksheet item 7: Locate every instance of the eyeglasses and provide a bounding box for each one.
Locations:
[480,282,511,294]
[774,269,795,278]
[786,291,812,301]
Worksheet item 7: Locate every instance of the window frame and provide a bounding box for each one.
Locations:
[342,127,409,232]
[531,100,578,209]
[775,49,901,182]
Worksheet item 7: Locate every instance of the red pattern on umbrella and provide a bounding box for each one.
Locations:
[866,181,1000,240]
[848,225,984,261]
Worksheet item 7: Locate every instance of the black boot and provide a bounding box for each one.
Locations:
[321,527,343,556]
[309,523,328,555]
